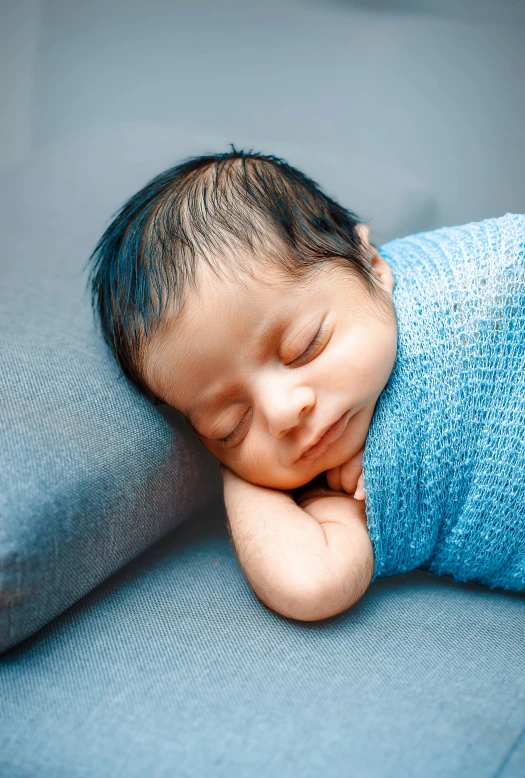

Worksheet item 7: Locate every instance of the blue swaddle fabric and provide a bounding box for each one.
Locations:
[362,213,525,591]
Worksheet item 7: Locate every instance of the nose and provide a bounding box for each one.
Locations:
[256,374,315,438]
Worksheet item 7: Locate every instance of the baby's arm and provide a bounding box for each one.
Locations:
[220,466,374,622]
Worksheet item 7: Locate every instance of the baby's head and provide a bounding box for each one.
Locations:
[88,148,397,491]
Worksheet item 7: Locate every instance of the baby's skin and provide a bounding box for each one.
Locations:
[219,446,372,621]
[143,224,397,620]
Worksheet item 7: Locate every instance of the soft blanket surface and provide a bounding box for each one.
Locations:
[362,213,525,591]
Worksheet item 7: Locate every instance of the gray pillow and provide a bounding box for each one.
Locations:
[0,121,436,653]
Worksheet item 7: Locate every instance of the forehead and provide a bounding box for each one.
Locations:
[143,259,335,404]
[189,254,338,325]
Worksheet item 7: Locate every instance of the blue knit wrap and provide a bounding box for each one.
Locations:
[362,213,525,591]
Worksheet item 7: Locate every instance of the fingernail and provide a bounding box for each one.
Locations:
[354,486,366,500]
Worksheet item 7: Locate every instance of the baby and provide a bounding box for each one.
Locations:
[88,148,395,622]
[88,148,525,623]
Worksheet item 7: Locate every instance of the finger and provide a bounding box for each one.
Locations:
[325,465,342,491]
[354,472,366,500]
[338,448,364,493]
[339,461,363,494]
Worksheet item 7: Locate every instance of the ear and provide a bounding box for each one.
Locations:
[356,224,395,295]
[355,223,371,249]
[370,252,395,295]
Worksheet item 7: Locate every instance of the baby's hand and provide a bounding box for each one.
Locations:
[325,447,366,500]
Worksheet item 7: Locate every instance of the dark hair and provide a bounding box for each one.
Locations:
[86,146,380,398]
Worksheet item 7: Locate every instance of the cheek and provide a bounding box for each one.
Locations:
[334,321,395,390]
[370,323,397,386]
[244,432,266,461]
[236,438,274,480]
[332,323,373,374]
[205,437,268,475]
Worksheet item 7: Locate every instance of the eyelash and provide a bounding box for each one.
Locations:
[219,324,326,446]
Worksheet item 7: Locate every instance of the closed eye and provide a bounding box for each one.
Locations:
[289,322,326,367]
[218,323,328,447]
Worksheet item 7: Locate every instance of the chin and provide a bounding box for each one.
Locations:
[270,468,321,492]
[286,461,327,491]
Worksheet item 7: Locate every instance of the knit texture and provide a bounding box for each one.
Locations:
[362,213,525,591]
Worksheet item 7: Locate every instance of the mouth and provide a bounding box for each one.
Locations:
[299,410,352,460]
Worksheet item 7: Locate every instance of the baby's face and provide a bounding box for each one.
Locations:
[144,238,397,491]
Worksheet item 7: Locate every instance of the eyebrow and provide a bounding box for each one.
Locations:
[185,311,292,436]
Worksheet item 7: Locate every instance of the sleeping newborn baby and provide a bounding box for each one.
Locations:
[87,148,525,622]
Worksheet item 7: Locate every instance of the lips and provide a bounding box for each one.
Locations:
[299,410,352,460]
